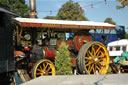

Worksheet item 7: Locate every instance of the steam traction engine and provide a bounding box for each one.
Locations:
[14,18,115,80]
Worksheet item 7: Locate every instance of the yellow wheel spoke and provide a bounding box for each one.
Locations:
[45,63,49,68]
[97,62,106,67]
[87,65,91,74]
[92,64,96,74]
[89,64,94,73]
[93,66,96,74]
[96,52,105,58]
[94,64,97,74]
[85,61,89,64]
[97,58,104,62]
[87,52,90,57]
[96,51,101,56]
[95,64,100,71]
[43,63,45,68]
[85,57,90,60]
[39,65,43,70]
[98,53,105,58]
[91,45,95,56]
[88,51,94,57]
[36,69,42,72]
[96,46,101,53]
[87,52,89,57]
[97,62,102,66]
[36,73,42,75]
[47,67,51,72]
[99,55,104,58]
[43,62,49,71]
[91,45,93,53]
[85,61,93,66]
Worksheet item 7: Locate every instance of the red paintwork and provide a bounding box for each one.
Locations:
[43,47,56,60]
[19,22,116,30]
[74,35,92,51]
[88,36,92,41]
[58,41,62,46]
[20,22,42,27]
[58,40,73,47]
[57,32,92,51]
[75,36,80,50]
[66,40,73,46]
[69,51,71,56]
[41,32,92,66]
[24,48,30,51]
[43,45,72,60]
[71,58,76,67]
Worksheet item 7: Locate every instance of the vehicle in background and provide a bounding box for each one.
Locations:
[107,39,128,57]
[90,25,125,45]
[107,39,128,73]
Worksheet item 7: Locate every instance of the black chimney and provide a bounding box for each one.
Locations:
[29,0,37,18]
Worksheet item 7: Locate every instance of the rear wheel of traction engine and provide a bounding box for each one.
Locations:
[32,59,55,79]
[77,42,109,74]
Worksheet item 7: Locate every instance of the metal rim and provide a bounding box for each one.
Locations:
[77,42,109,74]
[32,59,55,78]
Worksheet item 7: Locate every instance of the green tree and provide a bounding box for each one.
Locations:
[125,28,128,38]
[116,0,128,9]
[0,0,9,6]
[0,0,29,17]
[125,33,128,38]
[56,0,88,21]
[44,16,56,19]
[55,42,73,75]
[104,17,116,25]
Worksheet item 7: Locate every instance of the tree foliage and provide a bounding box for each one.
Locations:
[0,0,29,17]
[44,16,56,19]
[55,42,73,75]
[0,0,9,6]
[104,17,116,25]
[125,28,128,38]
[116,0,128,9]
[56,0,88,21]
[125,33,128,39]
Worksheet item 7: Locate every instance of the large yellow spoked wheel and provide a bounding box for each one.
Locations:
[32,59,55,79]
[77,42,109,74]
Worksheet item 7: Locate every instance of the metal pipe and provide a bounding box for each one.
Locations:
[29,0,37,18]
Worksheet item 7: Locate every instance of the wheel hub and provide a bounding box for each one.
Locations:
[43,71,46,74]
[94,58,98,62]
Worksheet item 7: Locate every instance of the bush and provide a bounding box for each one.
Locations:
[55,42,73,75]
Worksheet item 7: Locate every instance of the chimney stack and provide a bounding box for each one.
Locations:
[29,0,37,18]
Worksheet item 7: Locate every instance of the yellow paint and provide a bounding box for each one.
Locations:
[33,59,55,78]
[85,42,109,74]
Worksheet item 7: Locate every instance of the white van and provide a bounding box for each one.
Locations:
[107,39,128,57]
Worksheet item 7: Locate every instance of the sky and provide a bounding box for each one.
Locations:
[26,0,128,31]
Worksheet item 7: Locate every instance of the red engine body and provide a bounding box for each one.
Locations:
[42,31,92,62]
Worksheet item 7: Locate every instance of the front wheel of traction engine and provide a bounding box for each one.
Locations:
[32,59,55,79]
[77,42,109,74]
